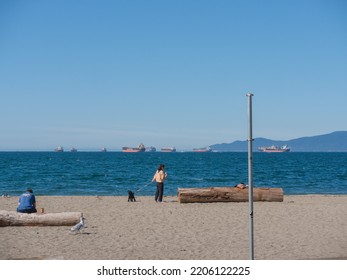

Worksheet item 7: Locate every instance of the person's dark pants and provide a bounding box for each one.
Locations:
[155,182,164,202]
[17,208,37,213]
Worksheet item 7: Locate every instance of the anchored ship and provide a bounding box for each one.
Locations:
[161,147,176,152]
[122,143,146,153]
[258,145,290,153]
[54,146,64,152]
[192,146,212,152]
[145,146,156,152]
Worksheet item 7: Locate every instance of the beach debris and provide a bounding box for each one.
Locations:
[178,187,284,203]
[70,215,86,234]
[0,211,82,227]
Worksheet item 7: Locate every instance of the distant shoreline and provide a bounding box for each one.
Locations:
[211,131,347,152]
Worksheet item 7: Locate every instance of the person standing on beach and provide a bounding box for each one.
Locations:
[151,164,168,202]
[17,188,37,213]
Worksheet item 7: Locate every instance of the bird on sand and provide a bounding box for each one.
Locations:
[70,216,86,233]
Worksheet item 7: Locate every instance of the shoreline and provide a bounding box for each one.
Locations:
[1,195,347,260]
[3,193,347,197]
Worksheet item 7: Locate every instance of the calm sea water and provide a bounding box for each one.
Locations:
[0,152,346,196]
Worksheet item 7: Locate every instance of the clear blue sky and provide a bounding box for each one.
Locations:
[1,0,346,151]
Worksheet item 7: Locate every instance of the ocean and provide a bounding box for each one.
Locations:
[0,152,346,196]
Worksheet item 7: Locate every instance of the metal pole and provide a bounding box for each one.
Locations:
[246,93,254,260]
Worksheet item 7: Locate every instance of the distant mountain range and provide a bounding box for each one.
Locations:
[210,131,347,152]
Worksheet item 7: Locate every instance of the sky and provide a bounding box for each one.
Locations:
[0,0,346,151]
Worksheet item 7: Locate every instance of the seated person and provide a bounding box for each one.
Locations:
[234,182,248,189]
[17,188,37,213]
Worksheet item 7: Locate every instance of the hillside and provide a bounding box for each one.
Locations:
[210,131,347,152]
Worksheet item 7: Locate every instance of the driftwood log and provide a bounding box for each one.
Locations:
[178,187,283,203]
[0,211,82,227]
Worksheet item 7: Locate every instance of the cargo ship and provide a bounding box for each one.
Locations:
[258,145,290,153]
[101,147,107,152]
[122,143,146,153]
[54,146,64,152]
[192,146,212,152]
[145,146,156,152]
[161,147,176,152]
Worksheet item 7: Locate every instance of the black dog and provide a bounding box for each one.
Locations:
[127,190,136,202]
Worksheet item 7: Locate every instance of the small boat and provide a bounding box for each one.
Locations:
[161,147,176,152]
[101,147,107,152]
[122,143,146,153]
[70,147,77,152]
[54,146,64,152]
[258,145,290,152]
[145,146,156,152]
[193,146,212,152]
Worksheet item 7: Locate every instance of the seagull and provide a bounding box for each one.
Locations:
[70,216,86,233]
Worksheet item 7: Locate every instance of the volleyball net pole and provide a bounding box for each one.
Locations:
[246,93,254,260]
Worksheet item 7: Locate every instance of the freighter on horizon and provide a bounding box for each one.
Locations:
[192,146,212,152]
[145,146,156,152]
[122,143,146,153]
[258,145,290,152]
[161,147,176,152]
[54,146,64,152]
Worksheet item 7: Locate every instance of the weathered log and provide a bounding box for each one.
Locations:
[0,211,82,227]
[178,187,283,203]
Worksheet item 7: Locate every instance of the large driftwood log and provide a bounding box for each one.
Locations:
[0,211,82,227]
[178,187,283,203]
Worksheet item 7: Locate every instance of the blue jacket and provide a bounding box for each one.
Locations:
[18,192,36,210]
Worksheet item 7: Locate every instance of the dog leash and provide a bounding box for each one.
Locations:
[135,182,152,193]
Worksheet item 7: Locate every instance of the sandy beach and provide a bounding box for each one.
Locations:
[1,195,346,260]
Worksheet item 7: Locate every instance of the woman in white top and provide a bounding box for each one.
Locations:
[151,164,168,202]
